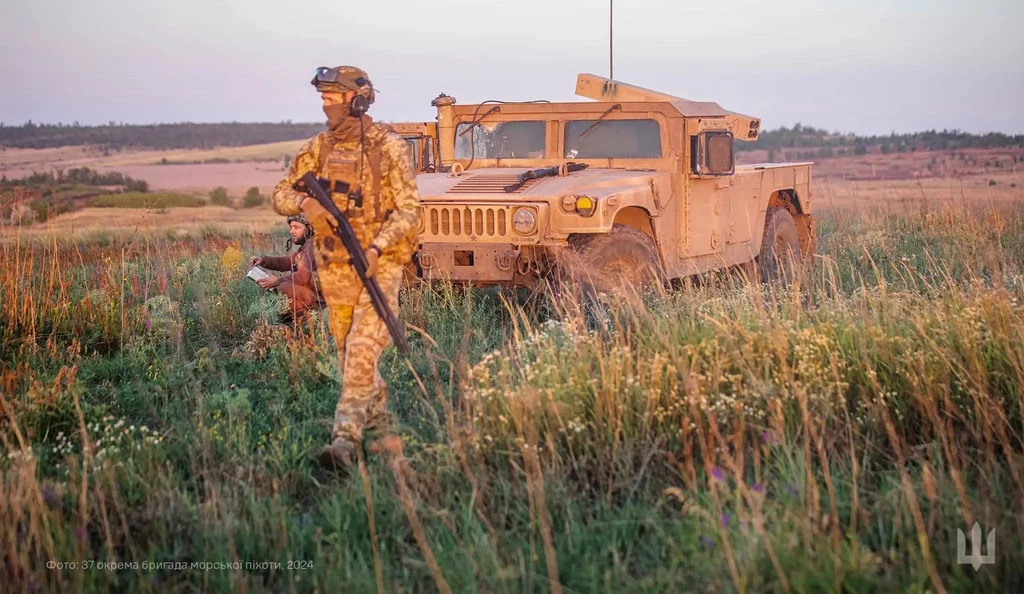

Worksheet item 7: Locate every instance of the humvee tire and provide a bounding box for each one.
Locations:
[757,207,802,284]
[566,224,664,293]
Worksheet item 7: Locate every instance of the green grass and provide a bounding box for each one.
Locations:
[88,191,205,208]
[1,202,1022,592]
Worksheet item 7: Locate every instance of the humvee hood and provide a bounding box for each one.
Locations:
[416,168,670,202]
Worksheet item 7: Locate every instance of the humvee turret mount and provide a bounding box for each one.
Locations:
[393,74,815,289]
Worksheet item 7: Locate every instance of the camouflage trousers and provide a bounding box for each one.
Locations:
[318,256,404,447]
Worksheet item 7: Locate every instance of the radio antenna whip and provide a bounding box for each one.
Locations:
[609,0,614,80]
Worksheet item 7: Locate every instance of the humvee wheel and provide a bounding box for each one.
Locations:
[757,207,802,284]
[566,224,664,294]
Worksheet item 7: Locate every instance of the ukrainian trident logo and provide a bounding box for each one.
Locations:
[956,522,995,570]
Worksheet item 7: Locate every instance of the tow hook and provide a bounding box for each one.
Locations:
[496,249,517,272]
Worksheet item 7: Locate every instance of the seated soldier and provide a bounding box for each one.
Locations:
[250,214,324,323]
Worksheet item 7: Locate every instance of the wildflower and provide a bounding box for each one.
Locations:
[42,488,60,509]
[752,483,765,495]
[699,535,715,549]
[710,466,725,482]
[720,513,731,528]
[760,430,777,446]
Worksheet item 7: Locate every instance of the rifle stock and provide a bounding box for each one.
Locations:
[295,172,410,354]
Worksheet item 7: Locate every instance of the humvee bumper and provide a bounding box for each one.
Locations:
[417,242,522,284]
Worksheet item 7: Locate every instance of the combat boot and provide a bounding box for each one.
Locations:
[318,440,356,472]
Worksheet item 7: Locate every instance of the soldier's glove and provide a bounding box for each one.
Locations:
[365,245,380,278]
[300,197,337,232]
[294,179,338,232]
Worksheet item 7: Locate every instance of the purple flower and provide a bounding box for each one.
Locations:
[700,535,715,549]
[760,430,777,446]
[711,466,725,482]
[42,488,60,509]
[752,483,765,495]
[74,525,87,543]
[720,513,731,528]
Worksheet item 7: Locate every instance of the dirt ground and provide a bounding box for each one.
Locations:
[738,147,1024,181]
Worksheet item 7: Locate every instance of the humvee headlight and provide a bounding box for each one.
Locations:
[512,208,537,234]
[575,195,596,217]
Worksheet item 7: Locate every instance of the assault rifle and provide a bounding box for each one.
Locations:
[503,162,589,193]
[294,172,410,354]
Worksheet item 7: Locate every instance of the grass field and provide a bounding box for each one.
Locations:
[1,180,1023,592]
[1,140,306,171]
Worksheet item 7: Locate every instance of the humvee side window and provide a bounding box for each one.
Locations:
[691,131,734,175]
[455,121,546,159]
[564,119,661,159]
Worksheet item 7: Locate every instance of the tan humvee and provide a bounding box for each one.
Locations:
[397,74,815,288]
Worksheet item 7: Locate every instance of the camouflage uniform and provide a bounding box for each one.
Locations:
[272,66,420,467]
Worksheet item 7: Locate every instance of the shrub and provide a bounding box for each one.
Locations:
[209,186,230,206]
[242,187,265,208]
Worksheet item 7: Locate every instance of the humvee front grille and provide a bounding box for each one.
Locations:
[447,173,541,194]
[425,205,509,239]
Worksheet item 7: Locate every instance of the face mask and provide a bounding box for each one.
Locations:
[323,103,350,129]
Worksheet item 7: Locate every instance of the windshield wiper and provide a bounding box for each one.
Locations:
[578,104,621,141]
[503,162,589,193]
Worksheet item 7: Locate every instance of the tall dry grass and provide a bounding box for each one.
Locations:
[1,192,1022,592]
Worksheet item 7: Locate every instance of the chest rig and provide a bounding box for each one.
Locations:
[315,128,391,248]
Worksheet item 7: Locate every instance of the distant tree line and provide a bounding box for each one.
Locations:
[740,123,1024,153]
[0,121,324,150]
[2,120,1021,156]
[1,167,149,193]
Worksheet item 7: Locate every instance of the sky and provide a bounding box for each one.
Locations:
[1,0,1022,135]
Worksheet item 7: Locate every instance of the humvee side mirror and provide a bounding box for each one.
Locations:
[690,131,735,176]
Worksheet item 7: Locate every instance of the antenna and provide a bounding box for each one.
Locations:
[609,0,614,80]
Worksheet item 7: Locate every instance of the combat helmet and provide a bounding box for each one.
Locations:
[286,213,313,249]
[311,65,376,112]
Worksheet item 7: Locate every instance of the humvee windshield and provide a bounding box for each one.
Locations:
[564,119,661,159]
[455,121,545,159]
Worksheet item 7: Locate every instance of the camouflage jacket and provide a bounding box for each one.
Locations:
[272,124,421,259]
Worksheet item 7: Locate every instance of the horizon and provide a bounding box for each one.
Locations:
[3,119,1023,140]
[2,0,1022,136]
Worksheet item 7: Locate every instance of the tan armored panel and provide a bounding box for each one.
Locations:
[575,73,760,141]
